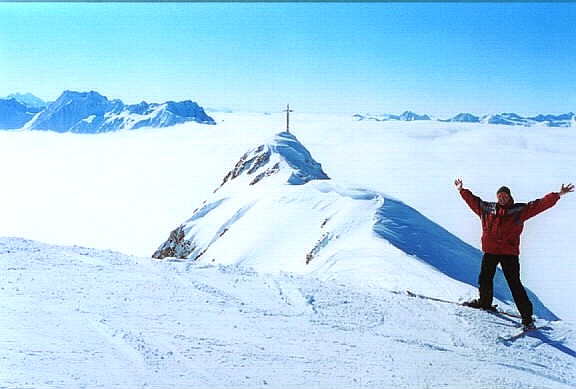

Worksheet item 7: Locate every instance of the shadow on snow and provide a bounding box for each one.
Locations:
[527,330,576,359]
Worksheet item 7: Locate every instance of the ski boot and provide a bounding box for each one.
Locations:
[463,298,498,312]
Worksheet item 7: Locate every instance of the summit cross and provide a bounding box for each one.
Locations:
[284,104,293,133]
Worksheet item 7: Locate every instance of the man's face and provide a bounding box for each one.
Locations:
[497,192,511,206]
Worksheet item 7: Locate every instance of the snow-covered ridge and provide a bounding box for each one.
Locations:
[153,131,556,320]
[354,110,576,127]
[1,90,215,132]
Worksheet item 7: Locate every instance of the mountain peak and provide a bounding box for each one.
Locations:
[217,131,330,190]
[6,92,47,109]
[399,111,431,121]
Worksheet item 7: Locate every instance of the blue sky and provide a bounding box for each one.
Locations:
[1,2,574,116]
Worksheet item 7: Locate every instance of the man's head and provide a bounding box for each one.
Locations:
[497,186,513,206]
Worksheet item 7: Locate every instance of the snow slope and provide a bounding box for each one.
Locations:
[1,237,575,388]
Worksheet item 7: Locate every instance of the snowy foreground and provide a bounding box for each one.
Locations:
[1,112,576,387]
[1,237,575,388]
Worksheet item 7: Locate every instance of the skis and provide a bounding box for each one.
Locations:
[402,290,553,343]
[404,290,522,319]
[497,325,545,343]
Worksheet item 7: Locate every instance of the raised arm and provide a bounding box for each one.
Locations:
[454,178,483,217]
[521,183,573,221]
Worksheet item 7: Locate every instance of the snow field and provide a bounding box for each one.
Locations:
[1,237,575,388]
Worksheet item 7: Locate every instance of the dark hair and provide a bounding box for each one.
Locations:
[497,186,511,195]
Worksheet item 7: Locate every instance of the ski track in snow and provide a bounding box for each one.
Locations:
[1,237,574,388]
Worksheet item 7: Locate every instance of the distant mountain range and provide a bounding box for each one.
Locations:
[0,91,215,132]
[354,111,575,127]
[2,91,573,131]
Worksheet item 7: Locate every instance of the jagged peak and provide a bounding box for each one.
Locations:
[56,90,109,102]
[217,131,330,190]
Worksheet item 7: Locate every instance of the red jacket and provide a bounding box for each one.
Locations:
[459,188,560,255]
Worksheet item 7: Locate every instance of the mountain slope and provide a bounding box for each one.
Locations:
[1,237,575,388]
[0,98,43,129]
[153,131,556,320]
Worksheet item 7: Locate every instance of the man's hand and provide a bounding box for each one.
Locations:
[560,183,574,197]
[454,178,463,192]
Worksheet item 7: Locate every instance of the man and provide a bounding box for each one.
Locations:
[454,178,574,330]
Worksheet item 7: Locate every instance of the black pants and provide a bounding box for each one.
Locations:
[478,253,533,322]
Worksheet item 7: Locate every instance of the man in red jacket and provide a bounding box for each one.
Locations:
[454,178,574,330]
